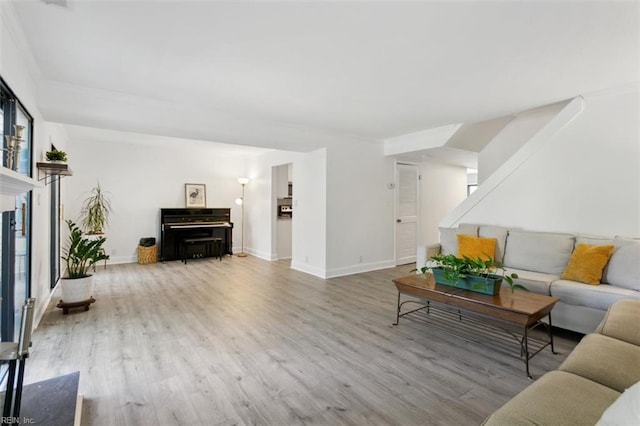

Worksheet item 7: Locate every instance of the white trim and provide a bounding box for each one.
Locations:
[242,247,273,261]
[74,394,83,426]
[325,260,396,279]
[290,261,326,279]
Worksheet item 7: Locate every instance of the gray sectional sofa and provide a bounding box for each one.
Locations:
[418,224,640,334]
[483,299,640,425]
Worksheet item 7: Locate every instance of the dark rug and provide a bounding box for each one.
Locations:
[1,371,79,425]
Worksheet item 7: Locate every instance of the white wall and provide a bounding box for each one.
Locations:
[247,149,326,276]
[257,140,398,279]
[292,148,327,276]
[244,150,300,260]
[456,86,640,237]
[65,132,257,263]
[478,101,568,183]
[418,159,468,245]
[325,140,395,277]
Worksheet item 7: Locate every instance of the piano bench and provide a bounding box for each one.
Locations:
[180,237,223,263]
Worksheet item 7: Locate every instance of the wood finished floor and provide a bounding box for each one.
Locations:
[25,257,581,426]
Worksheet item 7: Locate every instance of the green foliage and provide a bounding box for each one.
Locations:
[80,183,112,234]
[62,220,110,278]
[413,253,528,293]
[45,149,67,162]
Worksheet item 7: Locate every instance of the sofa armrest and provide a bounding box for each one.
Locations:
[427,243,442,259]
[416,243,442,270]
[595,299,640,346]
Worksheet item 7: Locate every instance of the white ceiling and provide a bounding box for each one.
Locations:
[10,0,640,152]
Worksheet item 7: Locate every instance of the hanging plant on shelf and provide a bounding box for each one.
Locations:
[45,148,68,162]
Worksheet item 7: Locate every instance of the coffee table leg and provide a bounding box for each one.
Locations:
[524,326,532,379]
[548,313,558,354]
[393,291,401,326]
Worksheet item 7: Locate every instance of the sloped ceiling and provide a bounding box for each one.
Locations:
[10,0,640,152]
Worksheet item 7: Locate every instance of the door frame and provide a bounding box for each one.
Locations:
[394,161,421,266]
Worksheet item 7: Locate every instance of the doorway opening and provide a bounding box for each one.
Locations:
[272,163,293,261]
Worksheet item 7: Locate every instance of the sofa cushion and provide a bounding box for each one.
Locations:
[596,299,640,346]
[550,280,640,311]
[503,230,575,275]
[559,334,640,393]
[439,224,479,256]
[439,227,458,256]
[504,268,558,295]
[458,223,480,236]
[479,225,509,263]
[596,380,640,426]
[457,234,496,261]
[561,244,614,285]
[604,237,640,290]
[482,371,620,426]
[576,235,615,284]
[577,235,615,246]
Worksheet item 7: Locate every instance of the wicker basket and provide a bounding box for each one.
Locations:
[137,244,158,264]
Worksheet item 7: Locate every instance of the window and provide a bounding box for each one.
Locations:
[0,76,33,341]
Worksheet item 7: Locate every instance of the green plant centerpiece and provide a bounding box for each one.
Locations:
[45,148,67,162]
[80,182,112,235]
[415,253,527,295]
[62,220,110,279]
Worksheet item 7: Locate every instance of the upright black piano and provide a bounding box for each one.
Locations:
[160,208,233,261]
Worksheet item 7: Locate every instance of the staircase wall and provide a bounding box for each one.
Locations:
[478,101,569,183]
[441,85,639,237]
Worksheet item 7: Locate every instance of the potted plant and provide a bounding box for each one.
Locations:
[415,253,527,295]
[79,182,112,235]
[45,148,67,162]
[58,220,110,311]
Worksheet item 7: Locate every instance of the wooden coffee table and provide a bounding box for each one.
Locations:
[392,273,559,378]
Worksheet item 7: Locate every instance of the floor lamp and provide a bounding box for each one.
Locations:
[235,177,249,257]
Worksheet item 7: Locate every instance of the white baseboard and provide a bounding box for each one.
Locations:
[75,393,83,426]
[34,281,58,331]
[290,261,327,278]
[107,255,137,264]
[325,260,396,279]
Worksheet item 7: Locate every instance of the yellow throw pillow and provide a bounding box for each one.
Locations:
[457,234,497,261]
[561,243,615,285]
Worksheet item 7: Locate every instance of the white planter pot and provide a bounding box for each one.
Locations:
[60,275,94,303]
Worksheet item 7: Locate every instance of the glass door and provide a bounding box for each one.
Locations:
[13,194,30,338]
[0,78,33,342]
[0,210,16,340]
[0,94,3,336]
[13,106,32,337]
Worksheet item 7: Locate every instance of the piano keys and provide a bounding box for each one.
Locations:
[160,208,234,261]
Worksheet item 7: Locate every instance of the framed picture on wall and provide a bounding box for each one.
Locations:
[185,183,206,208]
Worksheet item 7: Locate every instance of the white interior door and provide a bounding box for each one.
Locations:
[395,163,419,265]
